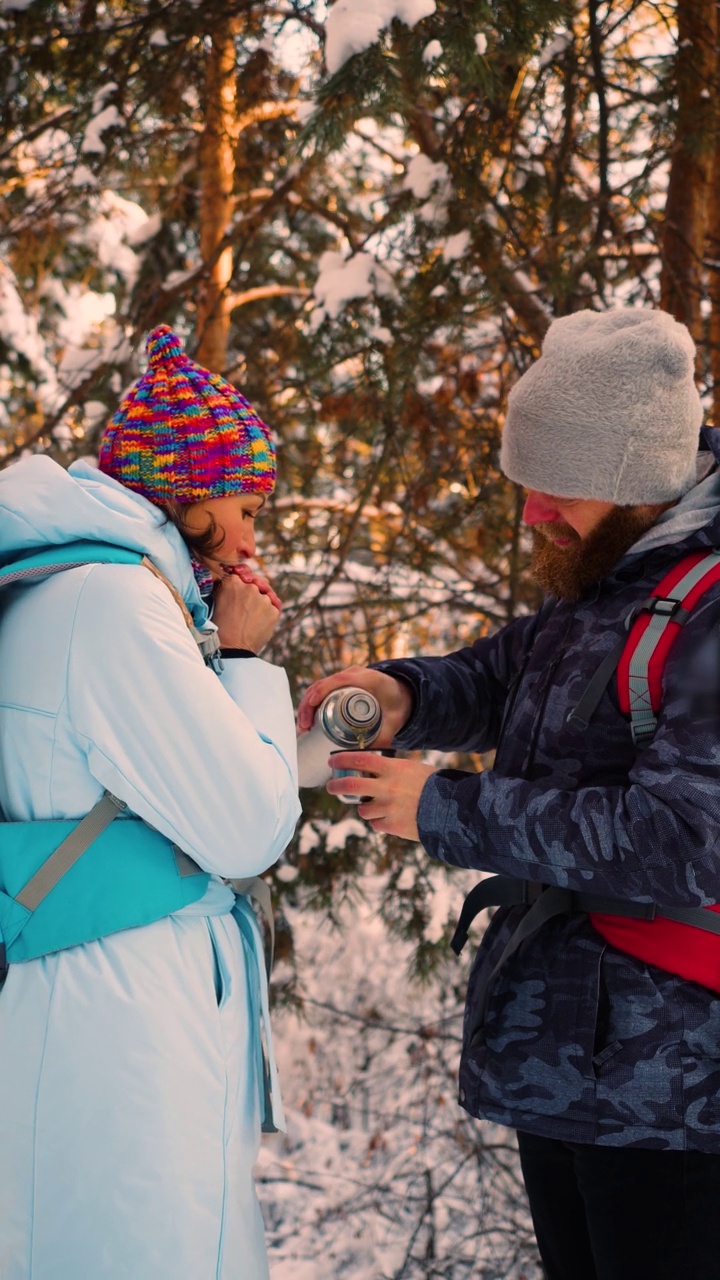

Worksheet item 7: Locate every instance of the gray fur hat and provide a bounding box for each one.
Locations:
[500,308,704,505]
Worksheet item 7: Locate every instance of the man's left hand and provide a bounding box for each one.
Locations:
[326,752,437,840]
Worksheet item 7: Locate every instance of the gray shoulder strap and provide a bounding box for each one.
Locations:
[229,875,275,975]
[141,556,219,662]
[626,552,720,745]
[15,792,126,911]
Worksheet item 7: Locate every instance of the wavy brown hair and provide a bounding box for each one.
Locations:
[161,501,224,567]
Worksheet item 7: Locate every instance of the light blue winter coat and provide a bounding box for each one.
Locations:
[0,455,301,1280]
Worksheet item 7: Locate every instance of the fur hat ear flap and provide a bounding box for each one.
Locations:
[500,307,703,506]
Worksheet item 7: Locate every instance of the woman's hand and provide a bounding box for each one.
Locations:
[212,568,281,653]
[225,563,283,610]
[297,666,413,747]
[326,752,436,840]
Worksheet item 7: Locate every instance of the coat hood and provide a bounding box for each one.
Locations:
[606,430,720,585]
[629,439,720,556]
[0,455,209,628]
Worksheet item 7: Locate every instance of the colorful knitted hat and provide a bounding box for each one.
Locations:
[98,325,276,505]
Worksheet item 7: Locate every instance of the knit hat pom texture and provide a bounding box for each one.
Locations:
[98,325,276,506]
[500,308,703,506]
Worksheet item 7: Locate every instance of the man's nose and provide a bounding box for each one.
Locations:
[523,491,561,526]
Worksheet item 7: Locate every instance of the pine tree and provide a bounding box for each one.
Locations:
[5,3,719,1274]
[4,0,718,971]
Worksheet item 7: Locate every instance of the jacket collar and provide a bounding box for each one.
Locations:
[579,437,720,599]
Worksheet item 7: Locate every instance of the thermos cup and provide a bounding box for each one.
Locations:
[297,687,383,802]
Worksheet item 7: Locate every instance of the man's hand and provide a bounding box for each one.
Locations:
[326,751,436,840]
[213,570,281,653]
[297,666,413,747]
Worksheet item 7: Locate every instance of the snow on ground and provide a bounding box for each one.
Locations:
[325,0,436,75]
[260,868,542,1279]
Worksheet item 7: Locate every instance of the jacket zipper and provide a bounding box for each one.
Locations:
[494,599,557,770]
[523,608,577,777]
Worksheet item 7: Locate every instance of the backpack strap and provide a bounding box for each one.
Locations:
[0,542,220,663]
[140,557,220,661]
[565,631,630,732]
[0,545,215,931]
[229,875,275,975]
[0,542,142,587]
[452,551,720,1036]
[15,792,127,909]
[618,550,720,745]
[452,874,720,1045]
[566,549,720,744]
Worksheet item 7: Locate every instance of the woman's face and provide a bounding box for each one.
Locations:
[183,493,266,580]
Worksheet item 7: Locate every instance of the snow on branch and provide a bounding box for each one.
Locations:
[311,250,397,325]
[325,0,436,75]
[81,104,122,155]
[81,85,122,156]
[442,229,471,262]
[399,152,445,199]
[402,153,452,224]
[0,263,59,407]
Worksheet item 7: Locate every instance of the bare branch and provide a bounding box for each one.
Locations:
[227,284,309,310]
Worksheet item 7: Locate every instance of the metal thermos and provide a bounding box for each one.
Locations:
[297,687,383,802]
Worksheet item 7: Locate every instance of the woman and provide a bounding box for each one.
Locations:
[0,325,300,1279]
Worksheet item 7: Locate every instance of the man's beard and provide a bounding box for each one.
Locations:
[531,505,662,601]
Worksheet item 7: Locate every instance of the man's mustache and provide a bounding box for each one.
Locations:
[533,521,582,547]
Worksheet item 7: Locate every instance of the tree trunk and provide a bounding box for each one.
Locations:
[702,22,720,427]
[660,0,718,340]
[196,22,238,371]
[702,120,717,422]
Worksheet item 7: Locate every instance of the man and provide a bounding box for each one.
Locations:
[297,308,720,1280]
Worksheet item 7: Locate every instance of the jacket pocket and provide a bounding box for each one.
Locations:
[462,917,606,1122]
[206,920,232,1009]
[591,949,685,1141]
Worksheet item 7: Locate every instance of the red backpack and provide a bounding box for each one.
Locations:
[452,549,720,1006]
[591,549,720,991]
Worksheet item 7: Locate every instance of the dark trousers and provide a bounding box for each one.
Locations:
[517,1130,720,1280]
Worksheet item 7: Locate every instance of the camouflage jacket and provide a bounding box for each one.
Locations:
[377,448,720,1151]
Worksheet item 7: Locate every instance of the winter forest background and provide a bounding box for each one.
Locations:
[2,0,720,1275]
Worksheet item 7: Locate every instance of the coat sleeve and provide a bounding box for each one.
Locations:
[65,563,301,879]
[417,591,720,907]
[372,611,540,753]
